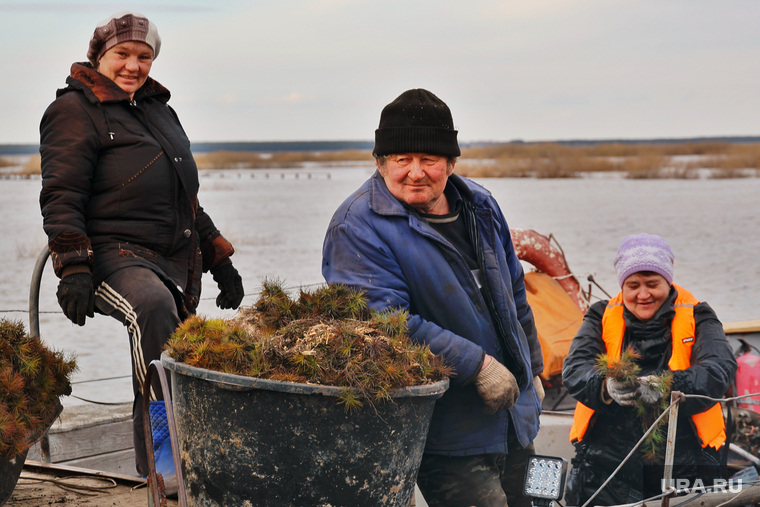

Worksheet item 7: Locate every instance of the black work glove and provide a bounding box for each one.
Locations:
[56,273,95,326]
[211,263,244,310]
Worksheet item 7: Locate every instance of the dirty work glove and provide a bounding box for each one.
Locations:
[211,263,244,310]
[604,377,639,407]
[636,375,665,406]
[56,273,95,326]
[474,355,520,414]
[534,375,546,403]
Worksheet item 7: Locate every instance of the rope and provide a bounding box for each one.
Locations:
[0,309,59,314]
[199,281,325,302]
[18,474,118,496]
[0,281,329,312]
[580,397,677,507]
[73,375,131,385]
[69,394,132,406]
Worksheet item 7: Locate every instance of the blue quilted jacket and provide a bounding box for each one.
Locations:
[322,171,543,455]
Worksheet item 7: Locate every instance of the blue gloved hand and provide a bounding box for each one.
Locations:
[56,272,95,326]
[211,263,244,309]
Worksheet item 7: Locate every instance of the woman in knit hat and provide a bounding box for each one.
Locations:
[323,89,545,507]
[39,11,245,495]
[562,233,736,505]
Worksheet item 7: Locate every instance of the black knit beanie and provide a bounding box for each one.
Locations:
[373,89,460,157]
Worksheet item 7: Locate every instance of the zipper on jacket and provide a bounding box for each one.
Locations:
[463,201,525,383]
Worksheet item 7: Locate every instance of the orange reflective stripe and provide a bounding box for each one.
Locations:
[600,296,625,361]
[569,296,625,443]
[668,285,698,371]
[570,402,596,442]
[569,285,726,449]
[693,404,726,449]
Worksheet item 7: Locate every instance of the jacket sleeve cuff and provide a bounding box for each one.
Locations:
[48,231,94,278]
[61,264,92,278]
[462,351,487,385]
[201,232,235,272]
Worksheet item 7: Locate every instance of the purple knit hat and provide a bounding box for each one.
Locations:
[87,11,161,66]
[613,233,674,286]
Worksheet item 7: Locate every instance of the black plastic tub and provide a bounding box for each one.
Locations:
[0,449,28,506]
[161,354,448,506]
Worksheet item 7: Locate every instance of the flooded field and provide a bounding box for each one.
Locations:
[1,164,758,406]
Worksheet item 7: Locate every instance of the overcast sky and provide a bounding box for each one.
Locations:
[2,0,759,144]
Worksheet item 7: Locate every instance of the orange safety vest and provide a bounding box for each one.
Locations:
[569,284,726,449]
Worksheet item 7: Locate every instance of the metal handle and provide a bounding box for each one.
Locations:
[142,359,187,507]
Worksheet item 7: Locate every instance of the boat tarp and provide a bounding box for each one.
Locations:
[524,271,584,381]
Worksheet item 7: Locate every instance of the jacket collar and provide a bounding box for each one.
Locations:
[60,62,171,105]
[368,170,492,217]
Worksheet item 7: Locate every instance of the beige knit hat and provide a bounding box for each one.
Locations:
[87,11,161,66]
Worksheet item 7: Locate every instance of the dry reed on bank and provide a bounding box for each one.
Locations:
[20,155,41,176]
[5,142,760,178]
[194,149,373,170]
[456,141,760,179]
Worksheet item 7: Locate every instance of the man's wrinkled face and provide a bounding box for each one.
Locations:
[377,153,454,215]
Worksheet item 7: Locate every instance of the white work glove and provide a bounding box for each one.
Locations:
[534,375,545,403]
[475,355,520,414]
[604,377,639,407]
[636,375,665,406]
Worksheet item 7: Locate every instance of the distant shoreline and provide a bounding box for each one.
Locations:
[3,136,760,156]
[4,138,760,180]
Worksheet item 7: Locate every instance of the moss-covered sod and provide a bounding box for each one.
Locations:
[0,319,77,459]
[165,281,451,411]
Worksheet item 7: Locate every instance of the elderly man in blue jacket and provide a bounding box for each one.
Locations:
[322,89,545,507]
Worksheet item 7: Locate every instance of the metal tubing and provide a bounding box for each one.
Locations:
[29,246,50,339]
[28,246,51,461]
[661,391,683,507]
[142,359,187,507]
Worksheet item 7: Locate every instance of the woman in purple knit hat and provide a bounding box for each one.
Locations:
[562,233,736,505]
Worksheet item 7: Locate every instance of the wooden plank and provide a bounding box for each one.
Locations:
[23,459,144,484]
[724,319,760,334]
[57,449,138,477]
[27,418,133,462]
[27,403,134,463]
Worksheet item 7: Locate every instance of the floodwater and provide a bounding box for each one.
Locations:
[1,164,759,407]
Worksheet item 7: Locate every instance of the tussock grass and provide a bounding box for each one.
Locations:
[165,281,451,412]
[0,319,77,459]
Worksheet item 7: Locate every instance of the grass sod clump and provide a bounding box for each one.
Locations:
[595,346,673,461]
[165,281,452,412]
[0,319,77,460]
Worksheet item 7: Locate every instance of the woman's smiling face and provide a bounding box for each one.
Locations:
[621,271,671,322]
[97,41,154,99]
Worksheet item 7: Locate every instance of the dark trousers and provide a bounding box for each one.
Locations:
[416,436,535,507]
[94,267,181,476]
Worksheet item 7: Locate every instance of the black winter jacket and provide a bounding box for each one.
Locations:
[40,63,233,315]
[562,287,737,505]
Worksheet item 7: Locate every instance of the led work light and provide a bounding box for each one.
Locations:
[523,455,568,507]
